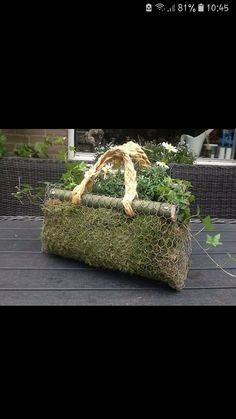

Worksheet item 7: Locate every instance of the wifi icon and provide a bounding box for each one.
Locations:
[155,3,165,10]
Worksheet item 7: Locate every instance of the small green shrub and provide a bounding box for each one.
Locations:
[13,136,66,158]
[11,160,89,204]
[143,141,196,165]
[11,182,49,205]
[0,130,7,158]
[92,164,194,222]
[94,139,196,166]
[14,143,39,158]
[61,161,88,190]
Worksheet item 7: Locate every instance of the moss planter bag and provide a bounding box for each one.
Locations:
[42,143,192,290]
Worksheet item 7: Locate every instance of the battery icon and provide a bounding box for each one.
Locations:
[198,3,204,12]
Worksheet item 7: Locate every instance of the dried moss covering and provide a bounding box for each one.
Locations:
[42,199,192,290]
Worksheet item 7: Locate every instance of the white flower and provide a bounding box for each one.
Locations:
[161,142,177,153]
[102,163,118,179]
[156,161,169,169]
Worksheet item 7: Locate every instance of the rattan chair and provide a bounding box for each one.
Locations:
[0,157,66,216]
[1,157,236,218]
[170,164,236,218]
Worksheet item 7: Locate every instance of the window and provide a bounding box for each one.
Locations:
[68,129,236,163]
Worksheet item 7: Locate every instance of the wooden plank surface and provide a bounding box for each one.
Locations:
[0,228,41,239]
[1,220,236,305]
[1,289,236,306]
[0,252,235,270]
[191,222,236,232]
[0,268,236,289]
[0,240,42,252]
[0,220,43,229]
[192,231,236,241]
[191,220,236,232]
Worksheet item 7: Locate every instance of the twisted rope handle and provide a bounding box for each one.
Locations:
[71,141,151,217]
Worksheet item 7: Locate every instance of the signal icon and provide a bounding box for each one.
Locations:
[167,4,175,12]
[155,3,165,10]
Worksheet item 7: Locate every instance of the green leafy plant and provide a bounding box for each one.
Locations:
[155,177,195,222]
[0,130,7,158]
[94,139,196,166]
[11,181,48,205]
[137,165,172,201]
[206,233,222,248]
[11,160,89,204]
[202,215,215,231]
[61,161,88,190]
[92,164,194,222]
[143,141,196,165]
[14,144,39,158]
[11,140,236,280]
[92,168,125,198]
[13,136,66,158]
[57,146,76,161]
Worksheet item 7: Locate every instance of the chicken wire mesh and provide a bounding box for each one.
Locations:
[41,142,192,290]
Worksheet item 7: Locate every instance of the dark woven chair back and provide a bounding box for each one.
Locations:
[0,158,66,216]
[170,164,236,219]
[1,159,236,218]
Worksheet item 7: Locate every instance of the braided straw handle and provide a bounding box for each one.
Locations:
[71,141,151,217]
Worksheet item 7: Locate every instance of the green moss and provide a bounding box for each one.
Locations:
[42,199,191,290]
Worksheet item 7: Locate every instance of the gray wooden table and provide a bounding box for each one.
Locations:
[0,218,236,305]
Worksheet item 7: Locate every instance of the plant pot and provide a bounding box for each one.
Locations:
[42,143,192,290]
[42,192,191,290]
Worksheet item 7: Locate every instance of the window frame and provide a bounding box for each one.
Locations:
[67,129,96,162]
[68,129,236,165]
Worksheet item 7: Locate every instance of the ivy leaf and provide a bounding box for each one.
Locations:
[206,234,222,247]
[202,215,215,232]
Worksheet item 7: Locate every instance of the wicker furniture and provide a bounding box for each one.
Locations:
[170,164,236,218]
[1,158,236,218]
[0,157,66,216]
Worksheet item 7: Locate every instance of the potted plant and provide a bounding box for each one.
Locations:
[11,140,235,289]
[41,142,194,290]
[140,135,236,219]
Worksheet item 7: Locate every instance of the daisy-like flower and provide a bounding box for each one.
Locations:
[156,161,169,169]
[102,163,118,179]
[161,142,177,153]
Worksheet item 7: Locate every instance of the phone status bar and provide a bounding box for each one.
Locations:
[145,3,231,14]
